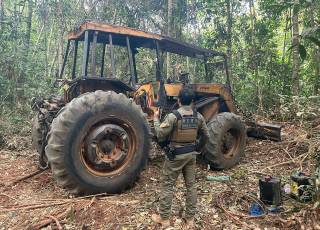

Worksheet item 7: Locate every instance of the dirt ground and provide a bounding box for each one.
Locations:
[0,122,319,230]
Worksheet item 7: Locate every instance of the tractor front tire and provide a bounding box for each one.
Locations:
[31,114,43,154]
[31,94,65,169]
[204,112,246,170]
[45,90,150,195]
[32,114,48,168]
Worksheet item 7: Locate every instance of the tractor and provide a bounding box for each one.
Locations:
[31,21,274,195]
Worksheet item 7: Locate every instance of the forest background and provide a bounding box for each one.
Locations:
[0,0,320,136]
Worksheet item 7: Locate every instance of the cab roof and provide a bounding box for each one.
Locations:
[68,21,225,59]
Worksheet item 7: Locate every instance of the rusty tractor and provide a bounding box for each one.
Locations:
[31,21,280,195]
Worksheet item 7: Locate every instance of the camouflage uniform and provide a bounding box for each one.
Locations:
[154,105,210,220]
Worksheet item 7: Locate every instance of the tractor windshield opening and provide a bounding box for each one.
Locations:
[61,31,134,82]
[135,48,157,83]
[206,56,229,84]
[162,53,229,85]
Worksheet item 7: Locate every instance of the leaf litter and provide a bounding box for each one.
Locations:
[0,121,319,229]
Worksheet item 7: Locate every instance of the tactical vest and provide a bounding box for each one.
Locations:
[170,109,198,144]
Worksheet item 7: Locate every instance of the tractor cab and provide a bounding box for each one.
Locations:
[59,21,233,119]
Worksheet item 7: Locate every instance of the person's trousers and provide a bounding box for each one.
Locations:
[159,153,197,220]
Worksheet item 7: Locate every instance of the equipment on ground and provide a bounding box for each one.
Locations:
[31,21,279,195]
[290,172,314,202]
[259,176,282,206]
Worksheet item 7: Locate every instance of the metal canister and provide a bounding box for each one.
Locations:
[259,176,282,206]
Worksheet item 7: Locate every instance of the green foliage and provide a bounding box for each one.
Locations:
[0,104,31,138]
[299,44,307,61]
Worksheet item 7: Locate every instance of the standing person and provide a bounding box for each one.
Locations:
[151,87,210,228]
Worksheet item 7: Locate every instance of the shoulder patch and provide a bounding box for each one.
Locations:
[160,121,170,128]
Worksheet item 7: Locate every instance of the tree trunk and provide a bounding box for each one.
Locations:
[249,0,262,113]
[166,0,173,80]
[57,2,65,78]
[17,0,33,103]
[226,0,233,82]
[0,0,4,33]
[280,10,291,94]
[186,0,190,73]
[282,10,289,64]
[309,2,320,94]
[314,52,320,94]
[291,0,300,96]
[45,25,54,77]
[25,0,33,56]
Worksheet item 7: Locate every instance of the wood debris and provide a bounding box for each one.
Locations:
[0,121,319,229]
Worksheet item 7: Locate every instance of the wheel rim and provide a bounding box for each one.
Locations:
[221,128,241,159]
[80,118,136,176]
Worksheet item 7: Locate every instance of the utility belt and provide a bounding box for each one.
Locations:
[163,144,196,161]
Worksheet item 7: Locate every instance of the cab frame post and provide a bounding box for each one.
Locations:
[126,36,136,87]
[100,43,106,78]
[82,30,90,77]
[109,33,116,78]
[72,40,78,79]
[91,31,98,76]
[59,40,70,79]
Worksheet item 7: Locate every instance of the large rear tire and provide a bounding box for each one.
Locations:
[204,112,246,170]
[45,90,150,195]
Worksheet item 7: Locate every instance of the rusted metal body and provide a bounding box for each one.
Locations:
[30,21,282,195]
[81,116,137,176]
[63,21,229,85]
[134,82,234,123]
[34,21,280,175]
[58,20,279,141]
[67,21,225,57]
[59,21,234,126]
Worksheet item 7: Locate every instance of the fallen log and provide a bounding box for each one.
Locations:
[246,121,282,142]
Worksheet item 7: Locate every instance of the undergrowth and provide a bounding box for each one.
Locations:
[0,104,32,149]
